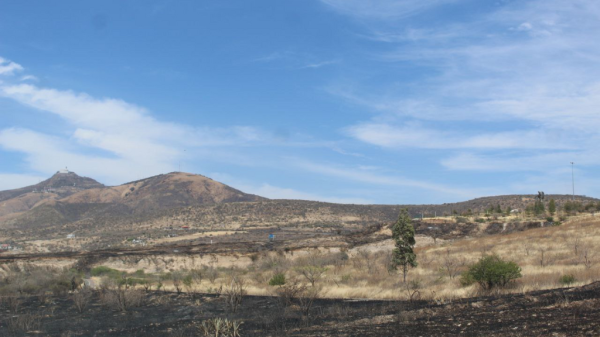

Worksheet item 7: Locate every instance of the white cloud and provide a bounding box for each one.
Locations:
[0,68,265,185]
[0,57,23,76]
[292,159,477,198]
[20,75,38,82]
[333,0,600,175]
[346,123,571,150]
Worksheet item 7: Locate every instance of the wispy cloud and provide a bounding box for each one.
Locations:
[253,51,339,70]
[346,123,572,150]
[291,158,477,198]
[331,0,600,178]
[209,172,372,204]
[301,59,340,69]
[19,75,38,82]
[0,57,23,76]
[0,60,265,184]
[319,0,460,20]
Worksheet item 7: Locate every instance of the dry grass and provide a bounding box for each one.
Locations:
[158,216,600,301]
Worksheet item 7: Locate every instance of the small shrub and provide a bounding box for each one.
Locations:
[223,277,245,313]
[91,266,121,279]
[340,274,351,284]
[199,318,242,337]
[559,274,576,285]
[100,288,145,311]
[7,313,41,333]
[72,289,92,313]
[456,217,469,224]
[546,216,554,223]
[464,255,521,290]
[268,273,286,286]
[460,271,476,287]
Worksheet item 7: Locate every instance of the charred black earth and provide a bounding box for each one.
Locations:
[1,282,599,336]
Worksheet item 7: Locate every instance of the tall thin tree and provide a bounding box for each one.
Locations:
[391,209,418,282]
[548,199,556,215]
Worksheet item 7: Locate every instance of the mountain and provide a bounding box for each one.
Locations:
[0,170,104,218]
[1,170,598,254]
[58,172,266,212]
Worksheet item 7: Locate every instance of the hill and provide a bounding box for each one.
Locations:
[0,170,104,218]
[58,172,266,213]
[0,170,598,253]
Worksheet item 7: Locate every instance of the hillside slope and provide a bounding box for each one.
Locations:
[0,170,104,217]
[59,172,267,212]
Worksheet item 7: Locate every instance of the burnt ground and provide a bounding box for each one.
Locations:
[1,282,599,336]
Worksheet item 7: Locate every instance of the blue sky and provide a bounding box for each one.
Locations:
[0,0,598,204]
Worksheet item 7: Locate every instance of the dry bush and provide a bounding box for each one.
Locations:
[274,278,304,308]
[295,265,328,287]
[198,318,242,337]
[297,285,320,317]
[404,279,422,302]
[100,288,145,311]
[72,289,92,313]
[203,265,220,284]
[7,313,42,333]
[153,293,173,306]
[257,254,290,274]
[579,245,595,269]
[5,296,22,314]
[439,248,465,279]
[223,276,246,313]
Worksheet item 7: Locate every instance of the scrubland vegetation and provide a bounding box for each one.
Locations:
[1,207,599,335]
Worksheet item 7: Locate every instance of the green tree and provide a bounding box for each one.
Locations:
[495,204,502,214]
[391,209,418,283]
[534,200,545,216]
[462,255,521,290]
[548,199,556,215]
[268,273,286,286]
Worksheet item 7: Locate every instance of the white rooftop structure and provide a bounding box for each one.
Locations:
[58,167,70,174]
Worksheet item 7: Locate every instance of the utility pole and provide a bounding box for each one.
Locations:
[571,162,575,201]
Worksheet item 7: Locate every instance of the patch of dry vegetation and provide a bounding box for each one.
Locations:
[124,216,600,302]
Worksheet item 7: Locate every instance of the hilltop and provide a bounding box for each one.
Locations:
[0,170,104,218]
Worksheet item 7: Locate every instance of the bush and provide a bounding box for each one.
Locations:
[91,266,121,279]
[268,273,286,286]
[199,318,242,337]
[459,271,476,287]
[559,274,576,285]
[463,255,521,290]
[456,217,469,224]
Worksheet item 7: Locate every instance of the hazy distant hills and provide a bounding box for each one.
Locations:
[0,170,597,241]
[0,171,264,220]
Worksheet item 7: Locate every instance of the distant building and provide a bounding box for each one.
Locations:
[58,167,70,174]
[510,209,521,213]
[67,234,76,239]
[0,244,10,250]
